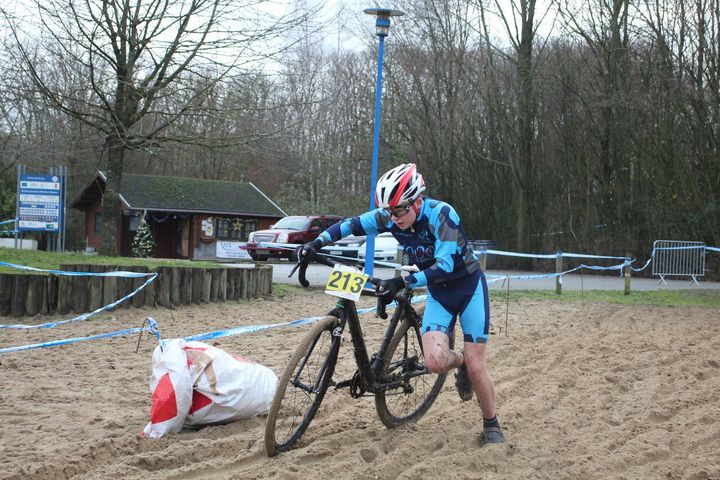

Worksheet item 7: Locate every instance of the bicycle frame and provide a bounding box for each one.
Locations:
[329,289,421,396]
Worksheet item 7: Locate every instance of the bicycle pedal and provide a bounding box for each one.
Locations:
[334,379,352,389]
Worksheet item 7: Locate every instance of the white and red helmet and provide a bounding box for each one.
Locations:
[375,163,426,209]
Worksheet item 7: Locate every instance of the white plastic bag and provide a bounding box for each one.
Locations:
[142,339,278,438]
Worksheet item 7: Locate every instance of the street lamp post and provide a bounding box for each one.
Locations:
[363,7,404,276]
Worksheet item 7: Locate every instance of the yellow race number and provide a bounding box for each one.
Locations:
[324,265,368,301]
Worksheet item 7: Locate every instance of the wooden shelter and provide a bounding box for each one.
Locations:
[71,172,286,259]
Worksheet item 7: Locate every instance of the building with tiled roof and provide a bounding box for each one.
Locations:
[71,171,286,259]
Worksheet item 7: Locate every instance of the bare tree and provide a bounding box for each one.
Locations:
[473,0,552,253]
[557,0,634,243]
[2,0,314,254]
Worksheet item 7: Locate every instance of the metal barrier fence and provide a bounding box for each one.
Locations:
[651,240,706,285]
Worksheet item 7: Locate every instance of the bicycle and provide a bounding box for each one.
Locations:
[264,252,453,456]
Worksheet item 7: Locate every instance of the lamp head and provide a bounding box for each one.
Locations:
[363,8,404,37]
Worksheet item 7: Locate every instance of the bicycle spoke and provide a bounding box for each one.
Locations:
[265,316,340,455]
[375,319,448,428]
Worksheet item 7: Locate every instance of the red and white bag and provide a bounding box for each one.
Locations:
[142,339,277,438]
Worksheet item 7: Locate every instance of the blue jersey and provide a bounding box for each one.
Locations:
[319,197,481,316]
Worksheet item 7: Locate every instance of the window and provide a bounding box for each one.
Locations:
[128,215,141,232]
[94,212,102,233]
[272,217,310,230]
[216,218,257,241]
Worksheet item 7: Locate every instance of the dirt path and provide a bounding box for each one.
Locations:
[1,289,719,479]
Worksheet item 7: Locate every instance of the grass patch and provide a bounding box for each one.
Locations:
[0,247,227,273]
[272,283,305,298]
[490,289,720,307]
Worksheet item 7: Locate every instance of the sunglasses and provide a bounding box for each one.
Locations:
[386,204,411,218]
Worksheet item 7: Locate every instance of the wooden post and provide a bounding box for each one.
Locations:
[71,265,90,313]
[156,267,171,308]
[0,274,12,316]
[624,253,632,295]
[240,269,248,299]
[555,252,563,295]
[57,268,72,315]
[226,269,235,300]
[45,275,57,315]
[144,269,156,308]
[171,267,182,306]
[208,269,218,302]
[88,265,105,311]
[201,269,212,303]
[181,268,193,305]
[131,266,148,309]
[249,269,257,298]
[11,274,28,317]
[192,269,204,304]
[116,265,133,309]
[218,269,227,301]
[257,268,264,296]
[262,267,270,296]
[25,275,45,316]
[102,267,119,310]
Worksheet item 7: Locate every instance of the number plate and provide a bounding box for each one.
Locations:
[324,264,368,301]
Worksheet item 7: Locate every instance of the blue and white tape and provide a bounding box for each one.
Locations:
[481,249,558,260]
[0,219,16,226]
[0,261,156,278]
[183,294,428,343]
[0,273,158,329]
[0,261,158,329]
[486,258,632,282]
[0,317,163,354]
[0,326,149,354]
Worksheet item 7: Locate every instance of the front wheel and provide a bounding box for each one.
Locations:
[264,316,341,456]
[374,318,449,428]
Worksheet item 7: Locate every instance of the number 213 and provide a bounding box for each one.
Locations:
[327,271,364,293]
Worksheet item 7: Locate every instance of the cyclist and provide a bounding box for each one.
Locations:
[299,163,504,445]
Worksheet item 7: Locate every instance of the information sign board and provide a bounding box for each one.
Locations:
[17,174,62,231]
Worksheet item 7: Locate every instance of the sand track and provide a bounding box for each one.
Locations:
[2,290,719,479]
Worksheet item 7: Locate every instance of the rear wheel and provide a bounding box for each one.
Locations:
[374,317,450,428]
[264,316,341,456]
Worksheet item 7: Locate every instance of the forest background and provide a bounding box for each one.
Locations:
[0,0,718,267]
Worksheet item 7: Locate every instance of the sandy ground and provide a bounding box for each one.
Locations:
[1,288,719,480]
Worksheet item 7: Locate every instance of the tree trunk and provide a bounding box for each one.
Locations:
[514,0,536,257]
[100,134,126,256]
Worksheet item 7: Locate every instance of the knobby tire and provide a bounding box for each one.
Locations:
[264,315,341,456]
[374,316,449,428]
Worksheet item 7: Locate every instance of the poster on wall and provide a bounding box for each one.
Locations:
[216,241,251,260]
[201,218,214,237]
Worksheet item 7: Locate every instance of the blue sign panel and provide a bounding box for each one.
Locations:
[18,174,62,232]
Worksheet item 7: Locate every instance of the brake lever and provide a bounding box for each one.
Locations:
[288,261,301,278]
[367,277,388,319]
[376,297,388,319]
[290,249,311,288]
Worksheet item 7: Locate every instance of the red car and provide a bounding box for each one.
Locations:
[246,215,343,261]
